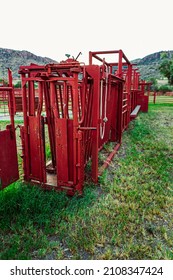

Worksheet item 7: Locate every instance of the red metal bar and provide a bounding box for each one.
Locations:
[98,143,121,175]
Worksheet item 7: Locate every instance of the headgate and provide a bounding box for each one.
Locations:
[0,50,151,194]
[18,57,125,194]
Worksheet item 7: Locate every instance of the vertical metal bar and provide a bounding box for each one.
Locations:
[86,65,100,182]
[89,51,93,65]
[117,82,123,143]
[28,78,35,116]
[78,85,82,121]
[50,82,59,118]
[37,81,43,116]
[117,50,123,78]
[71,74,79,185]
[63,81,68,118]
[127,64,132,126]
[67,85,70,119]
[153,91,156,104]
[55,83,60,118]
[8,68,16,117]
[37,81,46,183]
[44,82,56,167]
[8,89,15,133]
[59,84,64,118]
[21,75,30,180]
[84,81,93,163]
[69,84,73,119]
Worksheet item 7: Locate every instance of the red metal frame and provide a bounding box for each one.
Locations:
[0,51,151,194]
[18,55,125,194]
[89,50,133,131]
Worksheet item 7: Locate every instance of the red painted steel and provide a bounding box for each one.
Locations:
[17,55,126,194]
[89,50,132,131]
[0,51,151,194]
[138,81,151,112]
[0,129,19,189]
[0,69,19,189]
[27,116,46,182]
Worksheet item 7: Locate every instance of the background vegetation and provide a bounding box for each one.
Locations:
[132,50,173,81]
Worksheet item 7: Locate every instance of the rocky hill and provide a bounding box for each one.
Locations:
[0,47,173,82]
[132,50,173,81]
[0,48,57,79]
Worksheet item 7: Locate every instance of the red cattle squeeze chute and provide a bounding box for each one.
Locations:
[0,50,150,194]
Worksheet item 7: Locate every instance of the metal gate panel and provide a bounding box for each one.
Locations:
[0,128,19,189]
[55,118,69,183]
[28,116,46,182]
[110,83,119,141]
[55,118,75,184]
[137,95,149,112]
[67,119,74,182]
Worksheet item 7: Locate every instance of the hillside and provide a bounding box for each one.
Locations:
[0,48,57,79]
[132,50,173,81]
[0,47,173,82]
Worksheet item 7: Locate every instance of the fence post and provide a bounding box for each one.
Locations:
[153,91,157,104]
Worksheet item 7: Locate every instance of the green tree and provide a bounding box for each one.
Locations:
[148,77,158,91]
[14,81,21,88]
[159,53,173,85]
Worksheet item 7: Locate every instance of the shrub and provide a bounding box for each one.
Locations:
[158,84,173,94]
[14,81,21,88]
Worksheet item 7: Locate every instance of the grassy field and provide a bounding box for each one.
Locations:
[0,101,173,260]
[149,95,173,105]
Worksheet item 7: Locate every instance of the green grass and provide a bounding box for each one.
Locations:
[149,95,173,105]
[0,103,173,260]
